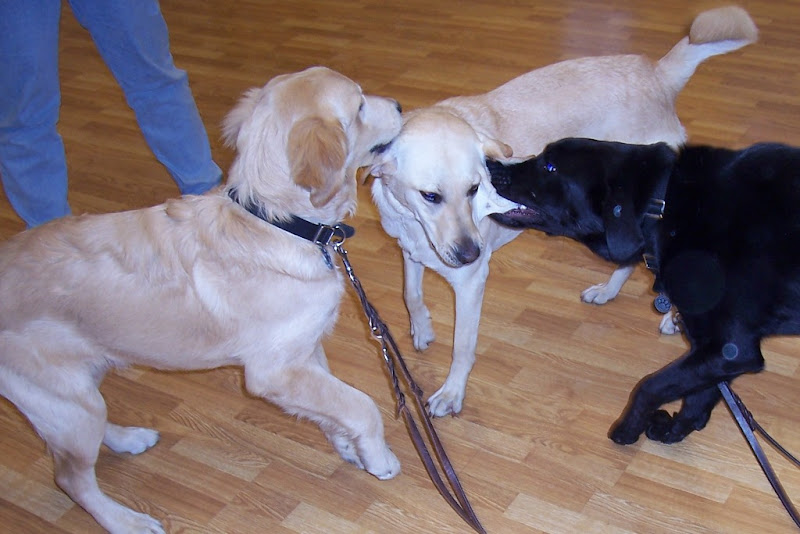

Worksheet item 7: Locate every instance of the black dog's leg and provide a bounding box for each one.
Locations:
[609,336,763,445]
[644,385,721,444]
[609,363,685,445]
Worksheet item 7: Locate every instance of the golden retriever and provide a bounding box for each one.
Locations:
[368,7,757,416]
[0,66,403,534]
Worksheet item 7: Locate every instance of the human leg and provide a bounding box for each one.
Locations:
[0,0,71,227]
[70,0,222,195]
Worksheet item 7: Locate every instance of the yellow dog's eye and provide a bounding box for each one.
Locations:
[420,191,442,204]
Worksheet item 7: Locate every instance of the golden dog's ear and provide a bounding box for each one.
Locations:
[478,133,513,160]
[288,117,348,207]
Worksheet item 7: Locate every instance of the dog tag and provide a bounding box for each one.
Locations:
[653,293,672,314]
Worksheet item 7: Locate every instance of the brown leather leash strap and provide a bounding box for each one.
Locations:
[718,381,800,529]
[334,242,487,534]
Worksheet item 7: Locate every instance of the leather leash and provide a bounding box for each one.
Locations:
[225,192,484,530]
[333,242,487,534]
[718,381,800,529]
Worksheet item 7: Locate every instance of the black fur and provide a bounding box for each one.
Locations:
[489,138,800,444]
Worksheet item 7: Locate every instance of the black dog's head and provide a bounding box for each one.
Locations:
[489,138,677,264]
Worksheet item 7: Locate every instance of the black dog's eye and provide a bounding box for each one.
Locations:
[544,162,557,173]
[420,191,442,204]
[467,184,479,197]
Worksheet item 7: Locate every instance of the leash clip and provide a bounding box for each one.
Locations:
[313,224,350,247]
[315,225,353,269]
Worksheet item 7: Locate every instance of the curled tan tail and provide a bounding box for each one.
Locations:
[689,6,758,45]
[657,6,758,96]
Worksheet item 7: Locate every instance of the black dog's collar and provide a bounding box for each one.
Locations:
[641,175,671,313]
[640,167,670,269]
[644,198,665,219]
[642,197,665,272]
[227,188,354,267]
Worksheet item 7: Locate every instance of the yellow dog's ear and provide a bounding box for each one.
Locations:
[477,132,513,160]
[288,117,348,207]
[364,145,397,180]
[355,166,372,184]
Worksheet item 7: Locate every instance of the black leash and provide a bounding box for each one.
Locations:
[718,381,800,528]
[333,242,487,534]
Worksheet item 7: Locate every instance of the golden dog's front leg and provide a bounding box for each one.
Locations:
[244,347,400,480]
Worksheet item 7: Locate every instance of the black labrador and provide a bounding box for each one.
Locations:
[488,138,800,445]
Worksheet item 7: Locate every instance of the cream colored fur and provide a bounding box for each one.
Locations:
[0,66,403,534]
[368,7,757,416]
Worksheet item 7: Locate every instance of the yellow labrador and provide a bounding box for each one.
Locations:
[368,7,757,416]
[0,66,403,534]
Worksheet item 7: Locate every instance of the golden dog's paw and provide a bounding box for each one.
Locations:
[427,382,465,417]
[105,504,165,534]
[328,433,364,469]
[103,425,159,455]
[363,446,400,480]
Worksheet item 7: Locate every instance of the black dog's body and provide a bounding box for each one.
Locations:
[489,139,800,444]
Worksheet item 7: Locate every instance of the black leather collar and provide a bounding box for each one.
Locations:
[640,168,670,273]
[227,188,354,267]
[640,172,671,313]
[641,200,666,274]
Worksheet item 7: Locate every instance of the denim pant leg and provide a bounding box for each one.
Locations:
[69,0,222,195]
[0,0,71,227]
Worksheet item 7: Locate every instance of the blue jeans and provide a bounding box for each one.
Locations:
[0,0,222,227]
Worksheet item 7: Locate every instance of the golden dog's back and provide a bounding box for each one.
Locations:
[0,194,344,370]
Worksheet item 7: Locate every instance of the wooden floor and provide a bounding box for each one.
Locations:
[2,0,800,532]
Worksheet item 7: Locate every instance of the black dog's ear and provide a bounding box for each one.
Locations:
[602,183,643,263]
[601,143,675,263]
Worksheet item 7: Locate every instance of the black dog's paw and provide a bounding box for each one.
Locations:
[645,410,678,443]
[609,421,641,445]
[645,410,692,444]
